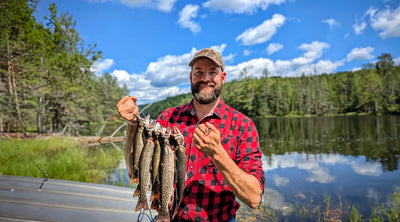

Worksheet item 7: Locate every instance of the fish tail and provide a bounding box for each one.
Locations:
[135,198,149,211]
[133,186,140,197]
[155,213,170,222]
[150,191,159,201]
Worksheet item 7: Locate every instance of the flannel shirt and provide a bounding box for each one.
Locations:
[156,99,265,222]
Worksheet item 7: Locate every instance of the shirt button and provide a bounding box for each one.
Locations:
[183,210,187,214]
[190,165,193,169]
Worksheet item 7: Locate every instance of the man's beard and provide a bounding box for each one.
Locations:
[191,80,223,104]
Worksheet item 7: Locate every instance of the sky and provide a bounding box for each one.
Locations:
[34,0,400,104]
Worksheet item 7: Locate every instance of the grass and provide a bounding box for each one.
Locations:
[0,137,122,183]
[236,189,400,222]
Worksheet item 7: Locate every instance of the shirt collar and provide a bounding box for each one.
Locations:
[188,98,225,119]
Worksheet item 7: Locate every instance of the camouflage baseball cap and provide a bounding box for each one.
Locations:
[189,48,224,71]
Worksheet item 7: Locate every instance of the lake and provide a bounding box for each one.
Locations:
[95,115,400,221]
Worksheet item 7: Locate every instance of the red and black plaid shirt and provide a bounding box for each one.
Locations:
[157,99,265,222]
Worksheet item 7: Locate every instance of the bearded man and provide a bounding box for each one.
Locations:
[117,48,265,222]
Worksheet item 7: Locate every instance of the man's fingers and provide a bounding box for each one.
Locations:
[130,96,137,103]
[116,95,130,108]
[116,95,140,122]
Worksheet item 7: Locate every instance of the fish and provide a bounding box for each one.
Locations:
[171,125,187,220]
[135,120,155,211]
[155,127,175,222]
[150,123,162,211]
[152,122,162,187]
[132,114,150,184]
[123,118,138,181]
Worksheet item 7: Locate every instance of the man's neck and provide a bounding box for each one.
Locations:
[193,97,220,120]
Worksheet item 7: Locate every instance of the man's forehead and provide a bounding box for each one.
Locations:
[192,58,221,69]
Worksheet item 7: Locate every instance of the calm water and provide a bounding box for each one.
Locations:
[254,115,400,220]
[93,115,400,220]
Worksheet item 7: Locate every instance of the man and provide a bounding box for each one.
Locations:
[117,48,265,222]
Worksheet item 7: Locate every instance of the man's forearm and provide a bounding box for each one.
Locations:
[211,147,262,208]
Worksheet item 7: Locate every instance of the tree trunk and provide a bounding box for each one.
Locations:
[9,59,27,136]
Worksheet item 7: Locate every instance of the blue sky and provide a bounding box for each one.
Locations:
[35,0,400,104]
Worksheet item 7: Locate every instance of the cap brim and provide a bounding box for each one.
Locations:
[189,56,223,70]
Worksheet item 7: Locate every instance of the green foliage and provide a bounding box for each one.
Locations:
[138,93,192,118]
[0,0,126,134]
[0,137,121,183]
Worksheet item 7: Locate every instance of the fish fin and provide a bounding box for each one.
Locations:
[155,213,170,222]
[135,199,149,212]
[151,199,160,212]
[133,186,140,197]
[150,191,160,202]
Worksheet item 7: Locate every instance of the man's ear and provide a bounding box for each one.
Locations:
[221,71,226,84]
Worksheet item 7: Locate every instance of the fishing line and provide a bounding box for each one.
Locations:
[29,157,48,191]
[137,106,147,118]
[136,208,154,222]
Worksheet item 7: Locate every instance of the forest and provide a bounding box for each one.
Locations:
[1,0,399,135]
[1,0,128,135]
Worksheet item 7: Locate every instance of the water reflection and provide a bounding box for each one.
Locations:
[256,115,400,219]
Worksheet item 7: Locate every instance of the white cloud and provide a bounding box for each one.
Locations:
[156,0,176,12]
[322,18,339,28]
[273,174,289,186]
[368,5,400,38]
[120,0,151,8]
[353,20,367,35]
[94,0,177,12]
[352,67,362,72]
[351,161,382,176]
[314,60,345,74]
[225,57,275,80]
[267,43,283,55]
[145,53,192,87]
[90,59,115,75]
[297,41,330,61]
[224,41,341,79]
[178,4,201,34]
[111,70,130,82]
[346,47,375,62]
[394,56,400,65]
[236,14,286,45]
[243,49,251,56]
[306,167,336,183]
[203,0,286,14]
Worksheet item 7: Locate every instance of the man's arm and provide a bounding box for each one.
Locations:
[192,122,263,208]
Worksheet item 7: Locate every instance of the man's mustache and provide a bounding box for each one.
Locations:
[195,81,215,87]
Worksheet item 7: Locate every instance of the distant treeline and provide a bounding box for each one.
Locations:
[143,55,400,118]
[0,0,128,135]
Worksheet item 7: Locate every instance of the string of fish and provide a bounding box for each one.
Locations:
[125,106,187,222]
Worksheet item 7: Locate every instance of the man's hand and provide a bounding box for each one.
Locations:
[193,122,223,157]
[116,96,140,124]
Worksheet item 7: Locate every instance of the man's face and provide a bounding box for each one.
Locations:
[190,58,226,104]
